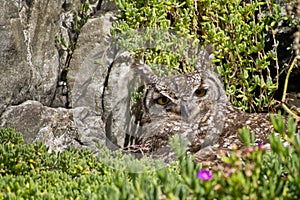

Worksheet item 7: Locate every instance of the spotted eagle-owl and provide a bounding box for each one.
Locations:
[130,50,274,168]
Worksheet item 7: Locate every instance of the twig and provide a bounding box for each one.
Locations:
[281,55,300,122]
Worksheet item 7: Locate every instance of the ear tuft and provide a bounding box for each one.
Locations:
[133,61,158,84]
[195,45,214,71]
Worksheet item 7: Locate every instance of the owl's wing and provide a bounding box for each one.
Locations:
[194,106,274,169]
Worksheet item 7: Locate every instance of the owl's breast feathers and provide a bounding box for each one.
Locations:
[133,100,276,167]
[221,104,273,148]
[194,104,274,168]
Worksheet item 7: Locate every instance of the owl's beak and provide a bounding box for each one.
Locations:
[181,101,190,121]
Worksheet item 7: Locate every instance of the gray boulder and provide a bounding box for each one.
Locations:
[0,0,142,152]
[0,0,112,151]
[67,12,117,110]
[0,100,105,152]
[0,0,83,114]
[102,52,143,149]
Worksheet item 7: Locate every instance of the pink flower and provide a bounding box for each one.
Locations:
[225,163,231,168]
[197,169,213,180]
[257,141,262,148]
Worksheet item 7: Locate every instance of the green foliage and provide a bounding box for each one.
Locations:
[112,0,298,112]
[199,0,290,112]
[131,91,144,103]
[1,120,299,199]
[73,2,90,33]
[219,114,300,199]
[112,0,200,75]
[238,126,255,146]
[0,128,23,145]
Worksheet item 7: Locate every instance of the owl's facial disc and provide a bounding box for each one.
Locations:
[152,87,208,122]
[146,73,213,123]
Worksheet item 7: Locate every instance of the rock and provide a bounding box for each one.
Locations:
[0,100,105,152]
[67,12,117,109]
[0,0,125,152]
[98,0,118,13]
[0,0,80,114]
[102,52,143,148]
[66,11,132,149]
[67,17,144,148]
[73,106,106,150]
[0,0,138,152]
[0,100,77,149]
[70,48,144,149]
[0,1,31,114]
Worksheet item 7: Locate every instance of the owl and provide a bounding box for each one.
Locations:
[127,51,274,168]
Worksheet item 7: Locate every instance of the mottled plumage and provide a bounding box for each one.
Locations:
[129,51,274,167]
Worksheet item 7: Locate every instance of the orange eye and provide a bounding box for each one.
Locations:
[156,96,170,105]
[194,88,207,97]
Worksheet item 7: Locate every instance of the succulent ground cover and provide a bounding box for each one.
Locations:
[0,114,299,199]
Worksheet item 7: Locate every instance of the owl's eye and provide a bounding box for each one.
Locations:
[156,96,170,105]
[194,88,207,97]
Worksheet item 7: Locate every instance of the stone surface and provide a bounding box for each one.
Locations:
[0,0,81,114]
[0,0,125,152]
[66,11,137,148]
[98,0,118,13]
[0,1,31,114]
[69,48,144,149]
[102,52,143,148]
[0,0,141,151]
[0,100,105,152]
[0,1,55,111]
[67,12,117,109]
[0,0,111,151]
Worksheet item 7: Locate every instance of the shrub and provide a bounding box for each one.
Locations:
[112,0,298,112]
[0,117,299,199]
[112,0,200,75]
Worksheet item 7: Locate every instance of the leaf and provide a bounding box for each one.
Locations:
[238,127,251,146]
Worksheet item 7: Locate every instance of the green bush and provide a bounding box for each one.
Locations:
[0,118,299,199]
[112,0,200,75]
[199,0,285,112]
[112,0,298,112]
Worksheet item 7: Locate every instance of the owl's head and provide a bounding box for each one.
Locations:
[140,67,227,120]
[135,61,228,151]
